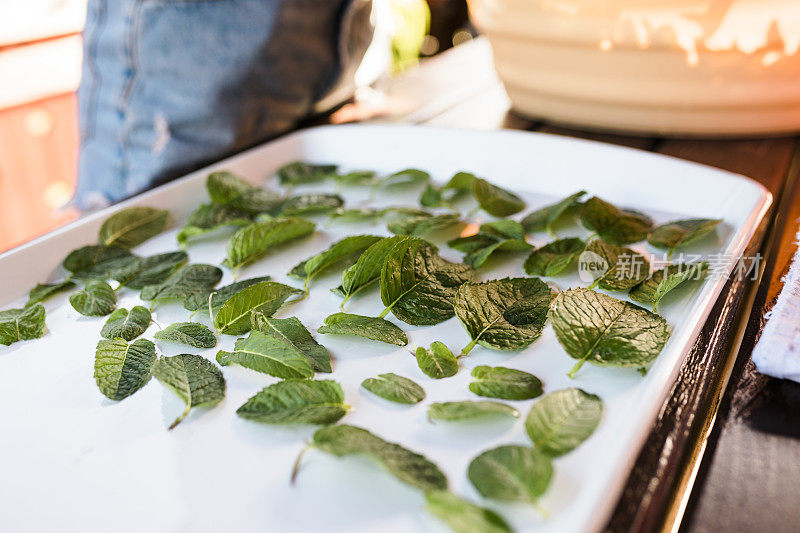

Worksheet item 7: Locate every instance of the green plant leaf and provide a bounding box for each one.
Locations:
[468,445,553,503]
[454,277,552,356]
[216,331,314,379]
[469,366,543,400]
[327,207,385,224]
[177,203,252,246]
[101,306,151,341]
[98,207,169,249]
[380,238,473,326]
[386,211,462,237]
[289,235,383,289]
[362,373,425,404]
[94,338,156,400]
[472,178,525,217]
[120,251,189,289]
[521,190,586,235]
[317,312,408,346]
[524,238,586,277]
[213,281,302,335]
[580,196,653,245]
[237,379,347,424]
[0,304,46,346]
[333,235,409,305]
[154,354,226,429]
[448,220,532,268]
[428,401,519,421]
[420,172,476,208]
[224,217,315,272]
[70,280,117,316]
[647,218,723,253]
[25,280,75,307]
[309,424,448,491]
[206,170,282,214]
[139,264,222,303]
[333,170,378,186]
[62,244,135,280]
[425,490,511,533]
[183,276,271,312]
[549,288,670,377]
[584,239,650,291]
[277,161,338,185]
[380,168,430,189]
[154,322,217,348]
[251,313,332,373]
[276,194,344,216]
[629,262,709,312]
[525,388,603,456]
[415,342,458,379]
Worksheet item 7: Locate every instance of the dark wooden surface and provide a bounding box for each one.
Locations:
[375,39,800,533]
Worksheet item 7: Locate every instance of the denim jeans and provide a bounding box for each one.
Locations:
[76,0,372,209]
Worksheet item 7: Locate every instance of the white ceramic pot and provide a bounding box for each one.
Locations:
[468,0,800,136]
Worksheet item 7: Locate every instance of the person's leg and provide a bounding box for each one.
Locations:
[76,0,371,210]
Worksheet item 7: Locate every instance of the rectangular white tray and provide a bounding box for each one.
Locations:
[0,125,771,533]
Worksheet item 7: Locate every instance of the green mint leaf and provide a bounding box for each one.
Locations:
[277,161,338,185]
[421,171,477,208]
[549,288,670,377]
[469,366,543,400]
[580,196,653,245]
[335,235,410,305]
[361,373,425,404]
[419,184,443,208]
[224,217,315,272]
[428,401,519,421]
[425,490,512,533]
[98,207,169,249]
[70,280,117,316]
[289,235,383,289]
[276,194,344,216]
[647,218,723,253]
[183,276,271,312]
[206,171,282,214]
[380,238,473,326]
[0,304,46,346]
[121,251,189,289]
[327,207,384,224]
[584,239,650,291]
[26,281,75,307]
[524,238,586,277]
[525,388,603,456]
[387,213,462,237]
[154,354,226,429]
[101,306,151,341]
[448,220,532,268]
[333,170,377,186]
[318,312,408,346]
[468,445,552,503]
[62,244,134,279]
[213,281,302,335]
[472,178,525,217]
[380,168,430,189]
[251,313,332,373]
[154,322,217,348]
[237,379,347,424]
[415,342,458,379]
[521,190,586,235]
[139,264,222,303]
[177,203,252,246]
[216,330,315,379]
[629,262,709,312]
[94,338,156,400]
[310,424,448,491]
[454,277,552,355]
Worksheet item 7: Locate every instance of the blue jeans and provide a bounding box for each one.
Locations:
[76,0,372,209]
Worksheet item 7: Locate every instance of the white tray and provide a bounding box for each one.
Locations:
[0,125,771,533]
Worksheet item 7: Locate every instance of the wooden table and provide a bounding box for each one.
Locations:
[357,38,800,533]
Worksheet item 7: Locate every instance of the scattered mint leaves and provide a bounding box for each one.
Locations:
[70,280,117,316]
[361,373,425,404]
[420,172,476,208]
[525,388,603,456]
[237,379,348,424]
[94,338,156,400]
[333,235,409,306]
[154,354,226,429]
[469,366,543,400]
[318,313,408,346]
[448,220,532,268]
[101,306,151,341]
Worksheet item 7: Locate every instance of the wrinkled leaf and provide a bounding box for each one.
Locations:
[455,277,552,356]
[448,220,532,268]
[525,388,603,456]
[251,313,331,373]
[428,401,519,421]
[648,218,723,253]
[521,190,586,235]
[469,366,543,400]
[584,239,650,291]
[99,207,169,249]
[237,379,347,424]
[0,304,46,346]
[101,306,151,341]
[206,171,282,214]
[276,193,344,216]
[94,338,156,400]
[177,203,252,246]
[154,322,217,348]
[277,161,338,185]
[362,373,425,404]
[472,178,525,217]
[121,251,189,289]
[224,217,315,272]
[629,262,709,312]
[387,212,461,237]
[183,275,271,312]
[289,235,383,289]
[468,445,552,503]
[139,264,222,303]
[70,280,116,316]
[580,196,653,245]
[425,490,511,533]
[154,354,225,429]
[415,342,458,379]
[420,172,476,208]
[333,235,409,306]
[25,280,75,307]
[318,312,408,346]
[524,238,586,277]
[549,288,670,377]
[62,244,134,279]
[216,330,314,379]
[213,281,302,335]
